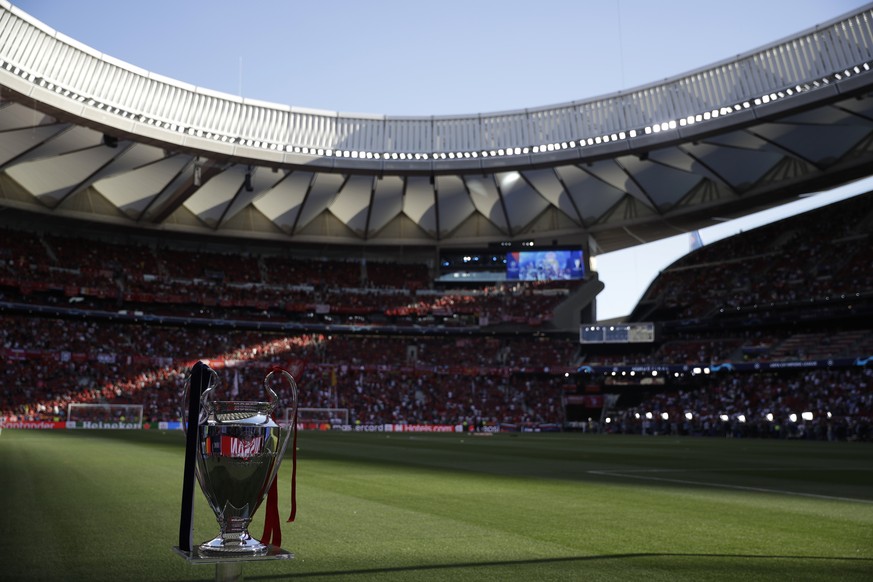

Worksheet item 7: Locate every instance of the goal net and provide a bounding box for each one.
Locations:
[288,407,350,429]
[67,403,144,429]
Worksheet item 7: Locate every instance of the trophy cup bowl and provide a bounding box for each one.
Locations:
[185,367,297,555]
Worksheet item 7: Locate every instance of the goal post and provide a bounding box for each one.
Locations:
[289,407,350,428]
[66,403,144,429]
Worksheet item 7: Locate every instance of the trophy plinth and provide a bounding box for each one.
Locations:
[172,544,295,562]
[172,545,294,582]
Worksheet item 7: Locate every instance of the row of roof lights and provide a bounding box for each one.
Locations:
[605,368,710,377]
[4,59,870,161]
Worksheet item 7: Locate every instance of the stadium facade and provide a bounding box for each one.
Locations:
[0,1,872,257]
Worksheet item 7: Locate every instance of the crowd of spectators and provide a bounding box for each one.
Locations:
[606,367,872,442]
[2,191,872,440]
[2,310,870,440]
[0,314,578,427]
[0,227,569,327]
[636,192,873,321]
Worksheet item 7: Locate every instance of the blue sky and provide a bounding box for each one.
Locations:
[13,0,872,318]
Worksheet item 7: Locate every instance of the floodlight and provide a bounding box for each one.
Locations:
[737,415,746,423]
[719,414,729,422]
[685,412,693,420]
[789,413,798,423]
[801,411,814,421]
[766,413,774,422]
[661,412,669,421]
[499,171,521,189]
[645,412,653,420]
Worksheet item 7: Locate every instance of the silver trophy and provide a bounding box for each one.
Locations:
[184,366,298,555]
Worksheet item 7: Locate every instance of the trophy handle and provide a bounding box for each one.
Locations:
[181,364,219,435]
[264,367,298,455]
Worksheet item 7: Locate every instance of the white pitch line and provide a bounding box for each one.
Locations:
[588,469,873,504]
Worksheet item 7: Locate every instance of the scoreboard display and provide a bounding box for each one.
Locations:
[580,322,655,344]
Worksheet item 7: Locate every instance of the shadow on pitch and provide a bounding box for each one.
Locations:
[237,552,873,579]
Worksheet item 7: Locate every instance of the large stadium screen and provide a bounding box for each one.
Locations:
[505,249,585,281]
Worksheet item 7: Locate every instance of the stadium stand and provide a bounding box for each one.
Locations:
[1,191,872,439]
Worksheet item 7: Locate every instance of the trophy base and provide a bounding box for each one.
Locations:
[173,544,294,564]
[174,545,294,582]
[198,532,269,555]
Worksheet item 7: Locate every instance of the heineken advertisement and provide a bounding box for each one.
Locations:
[2,420,141,430]
[67,421,142,430]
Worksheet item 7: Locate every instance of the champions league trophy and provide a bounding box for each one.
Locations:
[174,361,298,580]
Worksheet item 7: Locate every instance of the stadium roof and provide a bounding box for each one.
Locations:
[1,1,873,253]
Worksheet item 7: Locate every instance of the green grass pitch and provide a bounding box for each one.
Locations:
[1,429,871,581]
